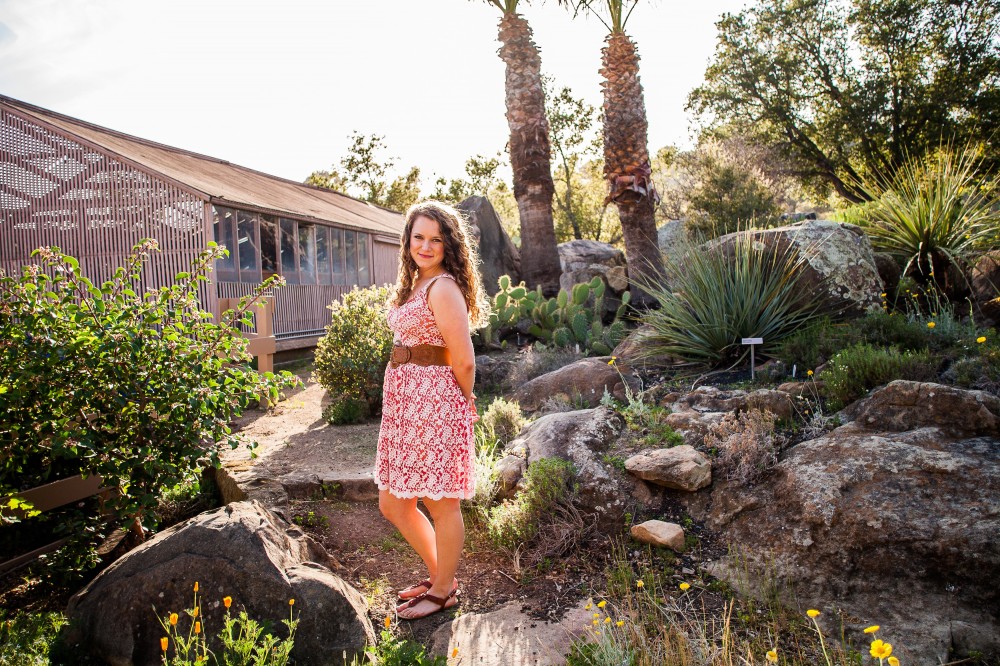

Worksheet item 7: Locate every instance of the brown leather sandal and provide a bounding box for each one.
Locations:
[396,579,432,600]
[397,588,459,620]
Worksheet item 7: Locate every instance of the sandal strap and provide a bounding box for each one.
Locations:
[399,579,432,594]
[401,588,456,610]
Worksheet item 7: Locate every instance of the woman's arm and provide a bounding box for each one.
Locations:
[428,280,476,404]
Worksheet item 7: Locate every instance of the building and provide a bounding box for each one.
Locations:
[0,95,404,352]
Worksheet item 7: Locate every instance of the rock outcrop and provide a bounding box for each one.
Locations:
[624,446,712,491]
[458,196,520,295]
[972,251,1000,327]
[64,501,374,666]
[511,356,640,412]
[557,239,628,296]
[657,386,795,447]
[683,381,1000,664]
[707,220,883,316]
[502,406,628,520]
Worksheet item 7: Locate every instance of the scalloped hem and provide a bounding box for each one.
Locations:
[375,479,474,501]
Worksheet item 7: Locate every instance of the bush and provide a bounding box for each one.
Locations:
[852,145,1000,293]
[322,396,371,425]
[480,397,527,446]
[686,161,782,240]
[637,233,828,365]
[823,343,939,409]
[0,609,66,666]
[704,409,779,485]
[0,242,298,580]
[313,285,393,411]
[487,457,576,551]
[775,317,855,371]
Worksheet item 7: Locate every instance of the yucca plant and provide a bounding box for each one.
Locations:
[852,145,1000,294]
[635,233,828,366]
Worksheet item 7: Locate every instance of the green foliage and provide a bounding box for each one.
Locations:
[637,233,827,365]
[313,285,393,411]
[685,158,782,239]
[852,146,1000,289]
[487,458,576,550]
[823,344,939,409]
[159,587,298,666]
[0,609,66,666]
[689,0,1000,202]
[480,397,526,446]
[306,132,421,213]
[478,275,630,356]
[775,317,855,371]
[350,630,446,666]
[0,242,298,580]
[321,396,371,425]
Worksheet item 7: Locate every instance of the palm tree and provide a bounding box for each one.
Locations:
[579,0,663,307]
[487,0,563,296]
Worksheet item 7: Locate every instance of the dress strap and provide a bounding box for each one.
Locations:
[421,273,455,298]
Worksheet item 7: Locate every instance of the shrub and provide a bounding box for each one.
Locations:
[637,232,828,365]
[776,317,855,370]
[852,144,1000,292]
[823,343,939,409]
[322,396,371,425]
[686,160,782,240]
[313,285,393,411]
[0,609,66,666]
[704,409,779,485]
[0,242,298,580]
[480,397,526,446]
[487,457,576,551]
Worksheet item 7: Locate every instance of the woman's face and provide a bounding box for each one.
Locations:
[409,214,446,275]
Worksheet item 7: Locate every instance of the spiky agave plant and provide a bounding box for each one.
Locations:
[634,233,829,366]
[854,144,1000,295]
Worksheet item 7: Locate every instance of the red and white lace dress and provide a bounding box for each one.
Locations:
[375,274,476,500]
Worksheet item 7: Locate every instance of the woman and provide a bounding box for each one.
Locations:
[375,200,490,620]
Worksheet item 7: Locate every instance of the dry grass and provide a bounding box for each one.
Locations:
[703,409,779,485]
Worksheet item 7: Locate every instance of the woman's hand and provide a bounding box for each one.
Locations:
[467,392,479,423]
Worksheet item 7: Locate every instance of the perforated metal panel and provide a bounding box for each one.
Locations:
[0,105,213,313]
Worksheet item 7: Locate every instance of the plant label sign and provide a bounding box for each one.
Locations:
[741,338,764,379]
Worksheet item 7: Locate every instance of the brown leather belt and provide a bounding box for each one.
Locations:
[389,343,451,368]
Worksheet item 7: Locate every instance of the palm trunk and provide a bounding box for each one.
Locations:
[601,31,663,307]
[498,13,562,296]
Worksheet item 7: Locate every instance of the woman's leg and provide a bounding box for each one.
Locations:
[396,496,463,619]
[378,490,439,592]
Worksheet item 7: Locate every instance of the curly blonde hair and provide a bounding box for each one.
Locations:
[392,201,491,329]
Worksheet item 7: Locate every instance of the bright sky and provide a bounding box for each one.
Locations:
[0,0,748,188]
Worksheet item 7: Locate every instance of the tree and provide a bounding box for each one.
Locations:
[431,152,521,240]
[544,79,611,242]
[305,131,421,212]
[577,0,664,306]
[487,0,564,295]
[688,0,1000,203]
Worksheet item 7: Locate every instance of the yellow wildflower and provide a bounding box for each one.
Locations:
[223,596,232,609]
[193,582,199,593]
[169,613,178,626]
[608,357,617,366]
[636,580,644,588]
[384,616,391,629]
[870,639,892,659]
[194,621,201,635]
[927,321,936,329]
[864,625,880,634]
[192,606,199,618]
[585,602,592,610]
[807,370,814,377]
[679,582,691,591]
[592,619,599,626]
[978,336,987,343]
[452,647,459,658]
[161,637,169,652]
[604,617,611,624]
[766,648,778,663]
[289,599,295,606]
[616,620,624,627]
[593,613,600,619]
[807,609,820,618]
[888,657,900,666]
[597,600,607,608]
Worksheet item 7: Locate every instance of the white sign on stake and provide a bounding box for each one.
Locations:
[742,338,764,380]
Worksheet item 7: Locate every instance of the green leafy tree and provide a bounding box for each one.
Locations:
[0,242,298,578]
[306,132,422,212]
[688,0,1000,202]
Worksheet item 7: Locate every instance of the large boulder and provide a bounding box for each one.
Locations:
[511,356,641,412]
[457,196,520,295]
[707,220,883,316]
[503,406,628,520]
[972,251,1000,327]
[557,239,628,295]
[64,501,374,666]
[657,220,688,269]
[625,446,712,491]
[684,382,1000,664]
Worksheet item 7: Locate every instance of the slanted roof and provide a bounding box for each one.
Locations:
[0,95,404,240]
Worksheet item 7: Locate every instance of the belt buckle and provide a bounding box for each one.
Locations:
[392,344,412,367]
